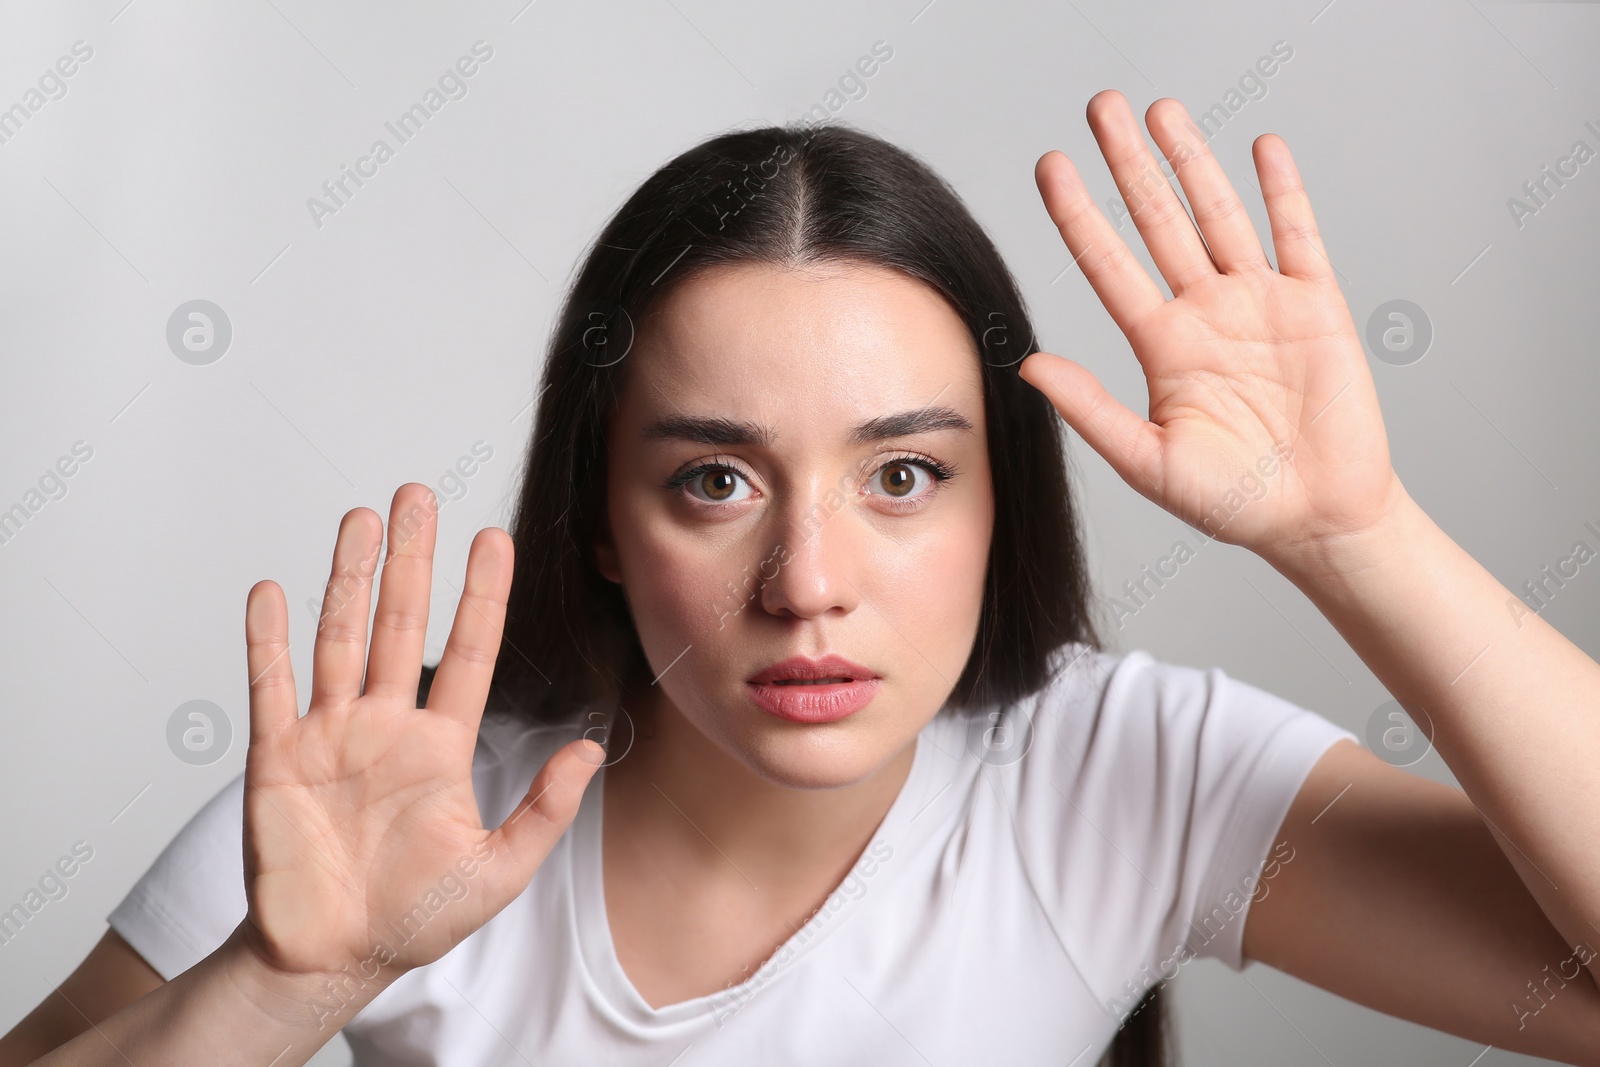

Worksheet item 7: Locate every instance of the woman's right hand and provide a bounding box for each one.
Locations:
[238,483,604,1005]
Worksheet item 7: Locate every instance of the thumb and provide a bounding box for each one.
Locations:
[482,738,605,896]
[1018,351,1160,496]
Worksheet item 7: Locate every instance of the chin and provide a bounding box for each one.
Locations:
[740,750,882,791]
[721,711,903,791]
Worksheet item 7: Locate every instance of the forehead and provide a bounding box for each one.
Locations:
[619,259,984,432]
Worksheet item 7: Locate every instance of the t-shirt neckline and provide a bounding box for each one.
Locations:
[567,720,936,1031]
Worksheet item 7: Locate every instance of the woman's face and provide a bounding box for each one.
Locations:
[594,259,994,789]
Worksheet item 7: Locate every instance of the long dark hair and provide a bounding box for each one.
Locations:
[420,119,1169,1066]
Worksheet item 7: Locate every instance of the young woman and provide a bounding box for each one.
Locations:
[6,90,1600,1066]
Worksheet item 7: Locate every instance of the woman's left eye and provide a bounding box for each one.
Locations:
[865,459,941,502]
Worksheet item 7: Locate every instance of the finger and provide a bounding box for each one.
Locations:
[1035,150,1166,336]
[1253,133,1336,284]
[1144,99,1271,275]
[425,526,514,728]
[481,739,605,899]
[363,484,439,702]
[1018,351,1162,496]
[1085,89,1217,295]
[310,508,383,711]
[245,580,299,742]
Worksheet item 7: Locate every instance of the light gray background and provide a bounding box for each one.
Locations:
[2,1,1597,1064]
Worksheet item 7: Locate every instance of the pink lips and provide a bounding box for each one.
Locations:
[746,653,881,724]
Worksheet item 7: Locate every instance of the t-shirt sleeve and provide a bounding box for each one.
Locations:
[107,771,248,980]
[1163,662,1359,971]
[1004,645,1358,1013]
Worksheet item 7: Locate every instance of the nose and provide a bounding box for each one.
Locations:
[754,484,862,621]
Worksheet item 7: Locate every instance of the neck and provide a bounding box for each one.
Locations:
[602,686,917,892]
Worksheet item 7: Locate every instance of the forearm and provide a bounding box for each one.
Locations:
[27,925,388,1067]
[1270,480,1600,988]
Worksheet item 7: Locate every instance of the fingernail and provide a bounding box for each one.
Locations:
[576,739,606,765]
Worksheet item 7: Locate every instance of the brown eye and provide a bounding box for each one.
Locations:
[864,455,953,505]
[679,465,754,505]
[700,470,738,501]
[879,462,917,498]
[868,459,943,503]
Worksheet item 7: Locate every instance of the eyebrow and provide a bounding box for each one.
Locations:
[640,405,974,447]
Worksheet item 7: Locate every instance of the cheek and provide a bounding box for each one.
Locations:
[870,510,991,683]
[613,518,736,670]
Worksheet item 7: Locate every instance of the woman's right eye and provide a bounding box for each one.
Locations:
[677,465,756,506]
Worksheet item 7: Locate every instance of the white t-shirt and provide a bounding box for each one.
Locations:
[108,643,1356,1065]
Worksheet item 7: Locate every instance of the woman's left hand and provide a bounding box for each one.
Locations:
[1019,90,1401,566]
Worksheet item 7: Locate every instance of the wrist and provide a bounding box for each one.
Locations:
[217,922,405,1036]
[1264,476,1426,593]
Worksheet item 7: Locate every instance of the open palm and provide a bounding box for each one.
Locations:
[1019,91,1401,561]
[239,484,603,983]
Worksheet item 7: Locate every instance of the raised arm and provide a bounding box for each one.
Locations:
[5,484,604,1066]
[1018,89,1600,1058]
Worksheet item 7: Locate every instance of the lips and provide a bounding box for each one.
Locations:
[745,654,881,724]
[747,654,878,685]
